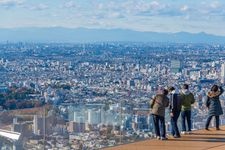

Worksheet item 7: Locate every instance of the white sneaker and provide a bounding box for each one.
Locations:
[156,136,160,140]
[181,131,186,135]
[186,131,191,134]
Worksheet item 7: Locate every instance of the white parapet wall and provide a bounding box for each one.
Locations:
[0,129,21,141]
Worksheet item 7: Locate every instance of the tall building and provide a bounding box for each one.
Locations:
[68,109,85,123]
[87,109,101,125]
[33,115,39,135]
[33,115,54,135]
[221,63,225,84]
[67,121,85,133]
[171,60,181,73]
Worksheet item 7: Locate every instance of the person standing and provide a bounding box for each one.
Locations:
[150,89,169,140]
[168,86,182,138]
[205,85,224,130]
[180,84,195,134]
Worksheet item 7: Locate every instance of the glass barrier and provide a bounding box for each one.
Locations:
[0,94,225,150]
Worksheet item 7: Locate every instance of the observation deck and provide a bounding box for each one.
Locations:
[105,126,225,150]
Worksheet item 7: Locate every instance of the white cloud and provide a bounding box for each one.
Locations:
[210,1,221,9]
[2,0,224,36]
[108,12,124,18]
[87,0,168,19]
[0,0,24,8]
[180,5,189,12]
[29,3,48,11]
[149,1,161,10]
[197,1,225,17]
[64,1,76,8]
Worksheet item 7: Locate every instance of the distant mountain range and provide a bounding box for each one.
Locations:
[0,27,225,43]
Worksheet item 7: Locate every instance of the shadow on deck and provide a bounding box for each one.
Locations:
[105,126,225,150]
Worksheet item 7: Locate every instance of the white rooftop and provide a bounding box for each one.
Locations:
[0,129,21,141]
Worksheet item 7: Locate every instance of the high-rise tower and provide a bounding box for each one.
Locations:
[171,60,181,73]
[221,63,225,84]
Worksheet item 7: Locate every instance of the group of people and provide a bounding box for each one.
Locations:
[150,84,224,140]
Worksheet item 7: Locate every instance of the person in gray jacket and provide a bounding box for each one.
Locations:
[205,85,224,130]
[150,89,169,140]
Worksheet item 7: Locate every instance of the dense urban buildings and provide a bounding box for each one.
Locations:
[0,42,225,149]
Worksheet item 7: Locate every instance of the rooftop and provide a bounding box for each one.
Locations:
[105,126,225,150]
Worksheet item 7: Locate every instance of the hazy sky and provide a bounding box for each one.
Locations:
[0,0,225,35]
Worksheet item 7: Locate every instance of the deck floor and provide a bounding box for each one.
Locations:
[105,126,225,150]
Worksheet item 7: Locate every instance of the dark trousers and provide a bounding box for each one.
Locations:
[152,114,166,138]
[205,115,220,129]
[181,110,191,131]
[171,111,180,136]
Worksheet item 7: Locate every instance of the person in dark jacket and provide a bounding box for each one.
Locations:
[180,84,195,134]
[205,85,224,130]
[168,86,182,138]
[150,89,169,140]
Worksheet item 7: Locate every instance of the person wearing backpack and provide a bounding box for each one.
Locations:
[205,85,224,130]
[150,89,169,140]
[180,84,195,134]
[168,86,182,138]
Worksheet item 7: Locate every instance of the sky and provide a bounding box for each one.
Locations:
[0,0,225,36]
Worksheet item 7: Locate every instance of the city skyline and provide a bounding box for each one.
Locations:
[0,0,225,36]
[0,42,225,149]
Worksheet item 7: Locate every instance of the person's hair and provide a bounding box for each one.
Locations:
[183,84,189,90]
[211,85,219,92]
[163,89,168,95]
[168,86,175,92]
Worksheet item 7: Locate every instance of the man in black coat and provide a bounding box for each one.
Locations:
[168,86,182,138]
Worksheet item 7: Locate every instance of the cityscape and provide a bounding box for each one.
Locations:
[1,0,225,150]
[0,42,225,149]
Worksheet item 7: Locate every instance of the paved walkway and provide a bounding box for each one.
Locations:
[105,126,225,150]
